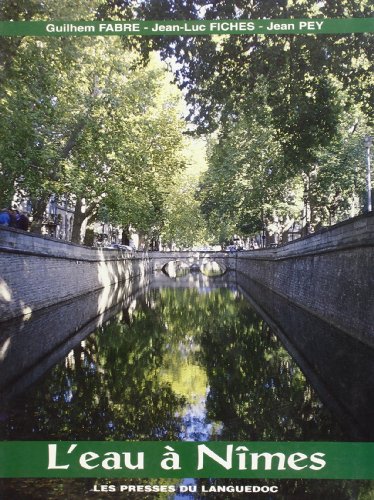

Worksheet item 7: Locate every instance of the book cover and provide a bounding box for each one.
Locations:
[0,1,373,498]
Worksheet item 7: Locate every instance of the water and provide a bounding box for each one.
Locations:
[0,287,344,442]
[1,272,373,498]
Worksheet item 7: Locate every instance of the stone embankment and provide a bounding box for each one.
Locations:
[1,212,373,345]
[0,226,149,322]
[232,212,374,345]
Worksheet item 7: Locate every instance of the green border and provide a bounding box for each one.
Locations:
[1,441,374,478]
[0,19,373,36]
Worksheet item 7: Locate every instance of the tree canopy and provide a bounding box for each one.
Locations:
[0,1,193,244]
[99,0,372,240]
[0,0,372,246]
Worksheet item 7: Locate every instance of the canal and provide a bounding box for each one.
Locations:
[0,271,373,498]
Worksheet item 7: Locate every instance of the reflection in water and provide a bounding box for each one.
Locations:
[0,287,344,441]
[0,279,148,400]
[163,260,191,278]
[0,278,374,498]
[199,261,226,277]
[235,274,374,441]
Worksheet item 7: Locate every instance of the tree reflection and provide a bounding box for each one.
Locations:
[197,295,345,441]
[0,293,186,441]
[1,288,346,442]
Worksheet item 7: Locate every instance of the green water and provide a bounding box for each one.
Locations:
[0,287,344,441]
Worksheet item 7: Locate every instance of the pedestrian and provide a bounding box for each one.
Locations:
[0,209,10,226]
[8,208,18,228]
[16,211,30,231]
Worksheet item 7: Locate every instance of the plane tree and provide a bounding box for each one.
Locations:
[0,18,186,241]
[88,58,186,246]
[197,81,303,242]
[100,0,372,233]
[0,0,103,213]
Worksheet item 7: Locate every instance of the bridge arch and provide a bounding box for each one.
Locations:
[199,260,227,276]
[161,258,227,278]
[162,260,190,278]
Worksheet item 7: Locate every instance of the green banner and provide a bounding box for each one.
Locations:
[1,441,374,478]
[0,19,373,37]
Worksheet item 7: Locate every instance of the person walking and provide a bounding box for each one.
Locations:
[0,209,11,226]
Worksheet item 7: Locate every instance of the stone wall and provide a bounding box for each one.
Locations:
[0,280,148,401]
[0,226,149,322]
[235,274,374,439]
[1,212,373,344]
[233,212,374,344]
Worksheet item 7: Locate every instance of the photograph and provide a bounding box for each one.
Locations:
[0,1,373,498]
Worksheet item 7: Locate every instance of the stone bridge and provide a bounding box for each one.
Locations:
[147,251,232,277]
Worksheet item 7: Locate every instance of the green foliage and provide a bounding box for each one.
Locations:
[102,0,372,127]
[199,83,368,237]
[309,112,368,224]
[0,1,105,209]
[0,9,188,240]
[1,0,372,245]
[161,138,210,248]
[101,0,373,239]
[197,81,304,239]
[87,58,188,243]
[58,44,187,240]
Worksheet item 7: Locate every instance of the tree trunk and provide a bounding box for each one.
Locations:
[71,198,86,244]
[121,225,130,245]
[30,197,48,234]
[301,173,311,236]
[71,199,98,244]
